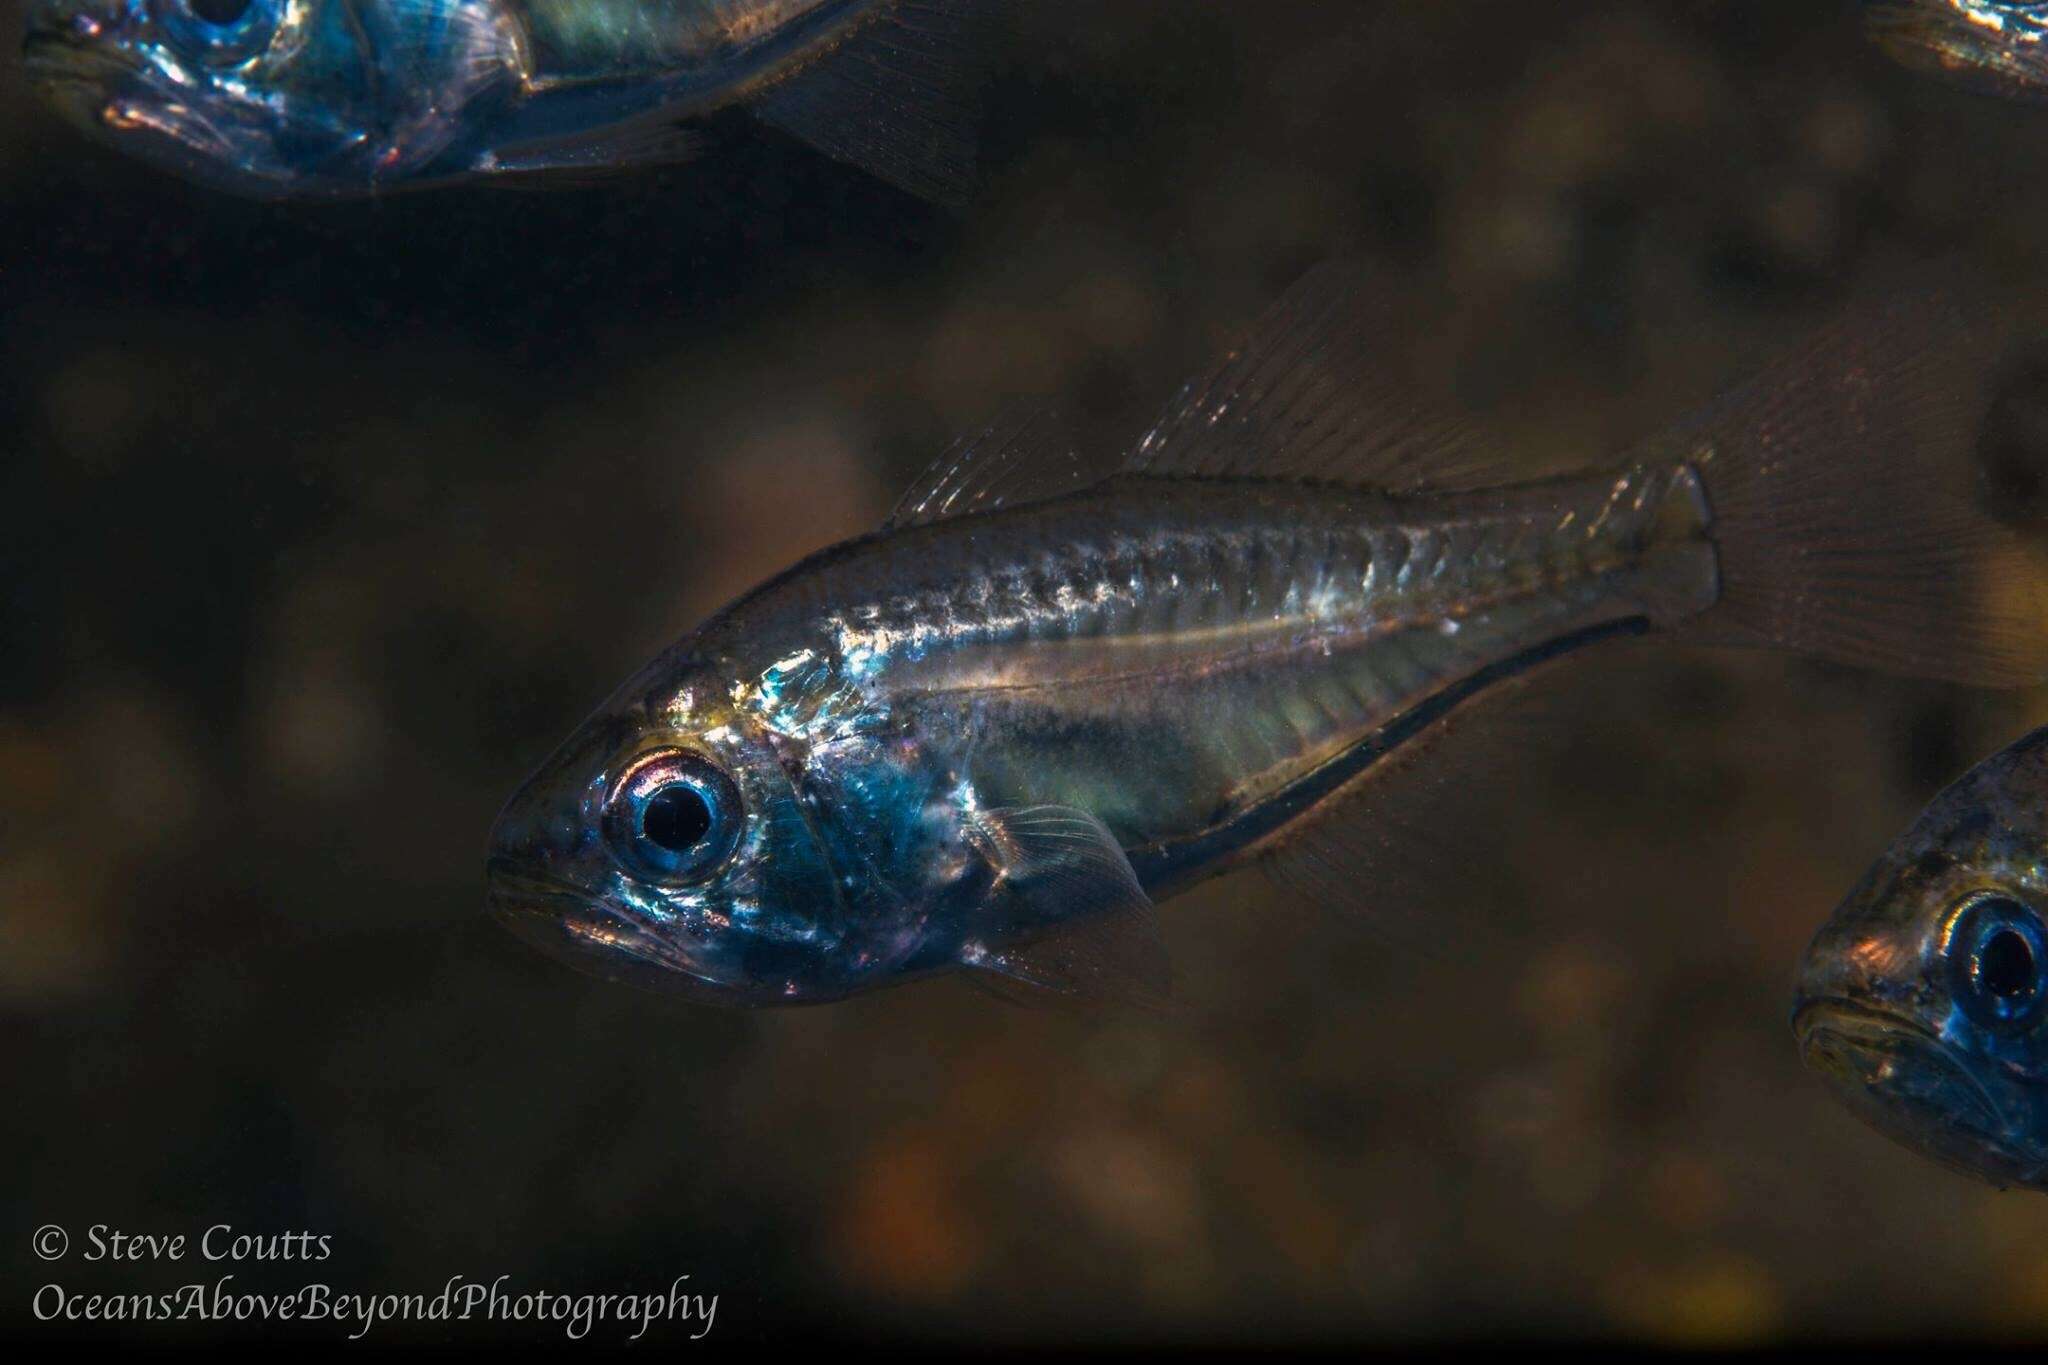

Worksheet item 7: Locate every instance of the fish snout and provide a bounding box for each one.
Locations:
[23,0,130,60]
[485,778,599,909]
[1791,912,1916,1025]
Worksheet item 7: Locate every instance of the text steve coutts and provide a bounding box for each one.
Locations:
[32,1226,717,1340]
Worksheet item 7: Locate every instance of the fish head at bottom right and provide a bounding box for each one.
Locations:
[1795,726,2048,1191]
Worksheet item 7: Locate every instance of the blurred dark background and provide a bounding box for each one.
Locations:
[6,0,2048,1345]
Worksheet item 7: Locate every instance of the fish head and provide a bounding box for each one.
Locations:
[1863,1,2048,102]
[21,0,522,196]
[487,653,867,1008]
[1794,728,2048,1191]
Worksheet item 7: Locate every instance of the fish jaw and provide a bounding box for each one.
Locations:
[1864,1,2048,102]
[485,856,764,1003]
[1793,997,2046,1190]
[22,0,348,195]
[22,0,526,196]
[22,1,156,145]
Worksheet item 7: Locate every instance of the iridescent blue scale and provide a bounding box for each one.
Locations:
[23,0,983,198]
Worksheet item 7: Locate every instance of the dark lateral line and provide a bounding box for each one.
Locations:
[1129,615,1654,897]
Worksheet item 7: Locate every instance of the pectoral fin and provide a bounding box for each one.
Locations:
[957,806,1172,1010]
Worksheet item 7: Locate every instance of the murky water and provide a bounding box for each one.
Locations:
[6,0,2048,1345]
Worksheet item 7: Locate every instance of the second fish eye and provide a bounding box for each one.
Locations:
[1947,895,2047,1029]
[189,0,252,25]
[642,784,714,853]
[153,0,277,62]
[1980,929,2036,999]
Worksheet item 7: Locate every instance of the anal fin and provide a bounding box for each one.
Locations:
[481,118,706,188]
[1257,638,1642,959]
[749,0,997,205]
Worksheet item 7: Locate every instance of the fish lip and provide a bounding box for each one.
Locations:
[21,21,138,84]
[20,33,235,165]
[1795,996,2039,1186]
[22,36,132,108]
[20,26,264,176]
[483,857,587,928]
[484,857,737,998]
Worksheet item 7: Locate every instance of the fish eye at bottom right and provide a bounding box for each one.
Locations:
[1793,725,2048,1191]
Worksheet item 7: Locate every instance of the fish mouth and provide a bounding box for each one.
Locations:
[1794,998,2043,1189]
[1864,1,2048,102]
[20,25,294,191]
[485,858,741,1001]
[21,26,136,104]
[21,32,234,160]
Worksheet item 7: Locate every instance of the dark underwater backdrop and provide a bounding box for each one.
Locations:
[6,0,2048,1344]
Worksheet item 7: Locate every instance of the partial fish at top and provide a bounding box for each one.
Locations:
[1864,1,2048,101]
[487,262,2048,1009]
[20,0,994,200]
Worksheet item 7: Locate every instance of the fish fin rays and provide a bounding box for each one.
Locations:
[479,118,707,187]
[885,407,1102,529]
[1257,675,1580,959]
[1125,259,1522,492]
[749,0,1001,206]
[957,805,1174,1011]
[1649,272,2048,687]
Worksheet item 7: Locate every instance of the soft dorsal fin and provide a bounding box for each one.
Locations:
[885,407,1102,529]
[749,0,999,206]
[1126,260,1512,491]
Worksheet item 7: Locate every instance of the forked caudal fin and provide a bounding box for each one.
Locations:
[1644,283,2048,687]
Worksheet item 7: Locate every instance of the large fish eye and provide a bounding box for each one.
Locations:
[153,0,280,64]
[599,749,744,885]
[1945,895,2048,1031]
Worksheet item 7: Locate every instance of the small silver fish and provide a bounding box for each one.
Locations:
[1864,0,2048,102]
[488,264,2048,1009]
[1796,727,2048,1191]
[20,0,989,199]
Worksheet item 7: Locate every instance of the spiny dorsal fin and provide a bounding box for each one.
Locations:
[1126,259,1512,491]
[749,0,1000,206]
[885,407,1101,529]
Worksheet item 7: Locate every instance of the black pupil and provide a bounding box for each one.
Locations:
[1980,929,2037,1000]
[190,0,252,25]
[641,785,713,853]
